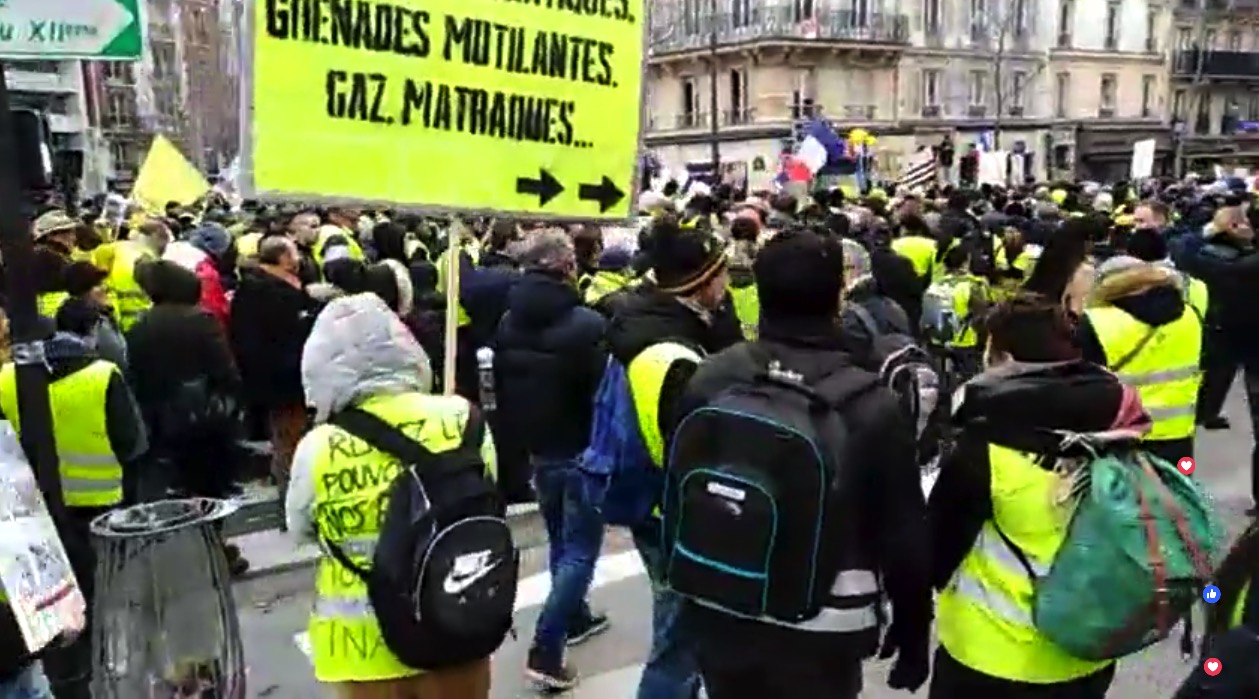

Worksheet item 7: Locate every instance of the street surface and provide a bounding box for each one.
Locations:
[234,385,1258,698]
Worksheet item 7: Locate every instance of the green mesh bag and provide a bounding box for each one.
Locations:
[1008,446,1223,661]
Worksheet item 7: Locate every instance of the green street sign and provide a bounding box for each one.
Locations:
[0,0,143,60]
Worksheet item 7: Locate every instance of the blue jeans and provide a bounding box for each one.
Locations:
[0,664,54,699]
[633,521,701,699]
[531,457,606,661]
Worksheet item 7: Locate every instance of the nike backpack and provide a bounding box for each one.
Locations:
[661,345,879,622]
[992,432,1223,661]
[324,406,518,670]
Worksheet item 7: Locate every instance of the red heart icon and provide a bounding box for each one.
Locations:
[1204,658,1222,676]
[1177,457,1196,476]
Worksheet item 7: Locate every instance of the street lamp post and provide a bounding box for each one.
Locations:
[707,0,721,177]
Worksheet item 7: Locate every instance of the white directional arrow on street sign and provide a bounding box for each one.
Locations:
[0,0,143,60]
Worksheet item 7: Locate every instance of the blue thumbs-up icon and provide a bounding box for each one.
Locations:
[1203,585,1221,604]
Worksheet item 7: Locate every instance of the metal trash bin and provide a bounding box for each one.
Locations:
[89,498,246,699]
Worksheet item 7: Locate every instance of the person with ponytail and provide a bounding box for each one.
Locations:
[1171,519,1259,698]
[928,292,1150,699]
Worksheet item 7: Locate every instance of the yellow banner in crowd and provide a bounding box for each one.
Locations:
[131,135,211,213]
[243,0,646,220]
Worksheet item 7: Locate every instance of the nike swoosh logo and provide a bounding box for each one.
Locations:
[443,559,500,595]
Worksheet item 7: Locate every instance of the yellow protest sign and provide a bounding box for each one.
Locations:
[242,0,645,220]
[132,135,210,213]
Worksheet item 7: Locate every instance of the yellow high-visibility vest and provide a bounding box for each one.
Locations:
[312,225,365,270]
[37,291,69,319]
[926,273,988,348]
[627,342,703,470]
[0,359,123,507]
[103,240,154,332]
[305,392,496,683]
[891,235,936,280]
[236,232,263,262]
[1085,305,1201,441]
[729,283,759,340]
[937,444,1115,683]
[583,271,632,306]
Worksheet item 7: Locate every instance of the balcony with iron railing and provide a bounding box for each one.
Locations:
[1175,0,1259,12]
[1173,50,1259,79]
[722,107,758,125]
[649,7,910,56]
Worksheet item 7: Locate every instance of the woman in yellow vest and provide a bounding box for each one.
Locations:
[286,293,496,698]
[1077,257,1202,466]
[927,293,1149,698]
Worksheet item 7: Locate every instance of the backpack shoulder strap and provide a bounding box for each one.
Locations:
[332,407,437,464]
[332,405,485,462]
[1110,325,1160,372]
[814,369,882,410]
[849,303,881,339]
[321,406,486,579]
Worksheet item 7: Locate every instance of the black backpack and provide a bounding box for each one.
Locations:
[661,344,879,622]
[324,406,518,670]
[848,304,940,447]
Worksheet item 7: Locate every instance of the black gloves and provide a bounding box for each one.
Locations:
[879,621,931,692]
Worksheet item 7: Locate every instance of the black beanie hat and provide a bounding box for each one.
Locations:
[648,216,727,294]
[754,229,845,320]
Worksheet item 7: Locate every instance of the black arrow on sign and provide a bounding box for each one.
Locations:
[516,168,564,207]
[578,176,625,213]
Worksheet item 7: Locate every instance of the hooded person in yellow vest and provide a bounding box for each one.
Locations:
[1077,257,1202,466]
[928,293,1151,698]
[285,293,496,698]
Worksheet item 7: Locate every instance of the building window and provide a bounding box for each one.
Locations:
[1011,71,1027,111]
[1203,29,1216,50]
[923,0,941,35]
[681,77,698,127]
[1104,1,1120,50]
[1249,94,1259,120]
[969,70,986,106]
[922,68,941,107]
[1012,0,1028,36]
[1099,73,1117,115]
[729,68,747,123]
[682,0,700,35]
[1196,93,1212,133]
[1055,72,1070,117]
[792,0,814,23]
[1141,75,1155,117]
[1057,0,1073,48]
[1176,27,1193,50]
[731,0,751,29]
[1172,89,1186,120]
[1145,10,1157,52]
[102,61,133,82]
[969,0,987,42]
[1229,31,1242,50]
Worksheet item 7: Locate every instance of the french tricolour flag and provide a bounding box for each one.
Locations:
[776,120,846,187]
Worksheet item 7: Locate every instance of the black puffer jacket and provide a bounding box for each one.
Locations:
[494,271,607,459]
